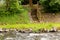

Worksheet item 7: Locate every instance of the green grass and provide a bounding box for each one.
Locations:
[0,10,30,24]
[0,23,60,31]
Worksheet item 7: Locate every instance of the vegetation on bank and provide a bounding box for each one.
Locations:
[0,0,30,24]
[0,10,30,24]
[40,0,60,13]
[20,0,60,13]
[0,23,60,31]
[0,0,60,32]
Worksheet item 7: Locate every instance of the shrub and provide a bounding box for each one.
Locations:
[0,0,30,24]
[39,0,60,13]
[0,0,23,16]
[6,0,21,14]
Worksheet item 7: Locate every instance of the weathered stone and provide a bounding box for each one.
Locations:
[4,37,15,40]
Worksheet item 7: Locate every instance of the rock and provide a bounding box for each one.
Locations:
[47,29,50,32]
[41,38,48,40]
[2,28,9,33]
[0,28,3,33]
[5,37,15,40]
[18,30,26,33]
[38,28,47,33]
[49,27,57,32]
[49,30,56,32]
[18,28,33,33]
[28,33,40,37]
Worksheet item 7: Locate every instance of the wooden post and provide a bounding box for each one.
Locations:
[29,0,34,22]
[29,0,33,9]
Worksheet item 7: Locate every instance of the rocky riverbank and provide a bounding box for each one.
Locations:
[0,31,60,40]
[0,27,60,33]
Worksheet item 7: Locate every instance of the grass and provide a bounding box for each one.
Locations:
[0,5,30,24]
[0,10,30,24]
[0,23,60,31]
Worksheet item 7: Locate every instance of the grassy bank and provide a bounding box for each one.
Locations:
[0,23,60,31]
[0,10,30,24]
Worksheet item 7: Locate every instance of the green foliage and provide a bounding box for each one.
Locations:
[0,0,23,15]
[0,0,30,24]
[7,0,22,14]
[0,23,58,31]
[0,11,30,24]
[39,0,60,13]
[0,7,8,16]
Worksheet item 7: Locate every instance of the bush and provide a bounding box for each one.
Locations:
[39,0,60,13]
[0,0,30,24]
[7,0,21,14]
[0,0,23,16]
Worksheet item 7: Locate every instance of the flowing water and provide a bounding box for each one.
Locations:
[0,31,60,40]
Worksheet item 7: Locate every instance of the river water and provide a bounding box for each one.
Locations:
[0,31,60,40]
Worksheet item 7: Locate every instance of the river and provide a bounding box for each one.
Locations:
[0,31,60,40]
